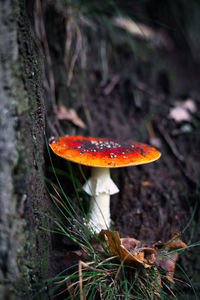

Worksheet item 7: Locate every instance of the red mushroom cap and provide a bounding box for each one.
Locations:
[49,135,161,168]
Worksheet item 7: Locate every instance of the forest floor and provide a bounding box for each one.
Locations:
[33,1,200,298]
[48,45,200,299]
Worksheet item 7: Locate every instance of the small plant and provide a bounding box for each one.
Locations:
[38,157,199,300]
[54,230,188,299]
[35,136,199,300]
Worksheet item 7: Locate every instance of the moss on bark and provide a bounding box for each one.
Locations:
[0,0,48,298]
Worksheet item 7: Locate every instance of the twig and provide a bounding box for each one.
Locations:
[100,39,109,85]
[157,123,197,189]
[78,260,85,300]
[103,75,119,95]
[157,123,184,162]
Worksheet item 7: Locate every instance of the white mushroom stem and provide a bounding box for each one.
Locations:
[83,167,119,233]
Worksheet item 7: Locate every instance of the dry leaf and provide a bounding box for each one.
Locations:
[54,105,86,128]
[141,181,151,187]
[113,17,173,50]
[155,252,178,283]
[154,233,187,283]
[99,230,155,268]
[65,230,187,297]
[154,232,187,250]
[114,17,155,40]
[120,237,140,251]
[168,98,197,123]
[99,230,187,284]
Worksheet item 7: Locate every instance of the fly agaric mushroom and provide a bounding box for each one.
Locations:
[49,135,161,232]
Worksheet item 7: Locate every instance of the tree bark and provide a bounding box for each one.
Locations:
[0,0,48,298]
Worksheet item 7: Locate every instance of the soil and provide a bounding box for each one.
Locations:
[29,1,200,298]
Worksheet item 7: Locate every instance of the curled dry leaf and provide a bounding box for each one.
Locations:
[54,104,86,128]
[63,231,187,299]
[155,252,178,283]
[154,232,187,250]
[154,233,187,283]
[168,98,197,123]
[98,230,187,283]
[99,230,155,268]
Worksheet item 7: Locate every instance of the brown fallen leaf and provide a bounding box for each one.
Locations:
[98,230,187,284]
[154,233,187,283]
[114,17,154,40]
[155,252,178,283]
[141,180,151,187]
[54,104,86,128]
[61,231,187,299]
[168,98,197,123]
[154,232,187,250]
[113,17,173,50]
[99,230,155,268]
[120,237,140,251]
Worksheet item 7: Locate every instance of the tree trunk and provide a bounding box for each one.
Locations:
[0,0,48,298]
